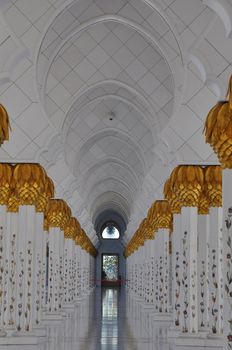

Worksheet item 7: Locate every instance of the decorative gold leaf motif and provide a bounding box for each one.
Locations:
[36,175,55,213]
[0,163,13,205]
[204,75,232,168]
[13,164,46,206]
[45,199,71,229]
[204,165,222,207]
[0,104,11,145]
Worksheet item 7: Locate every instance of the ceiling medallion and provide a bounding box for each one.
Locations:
[104,111,116,125]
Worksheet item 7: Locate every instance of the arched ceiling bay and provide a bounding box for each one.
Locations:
[35,0,177,226]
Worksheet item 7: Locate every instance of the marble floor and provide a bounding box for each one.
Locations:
[46,287,217,350]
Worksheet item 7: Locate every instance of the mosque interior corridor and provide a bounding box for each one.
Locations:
[0,0,232,349]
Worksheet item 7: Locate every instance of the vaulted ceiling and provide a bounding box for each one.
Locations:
[0,0,231,245]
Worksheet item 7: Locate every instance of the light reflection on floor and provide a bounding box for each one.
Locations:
[46,287,211,350]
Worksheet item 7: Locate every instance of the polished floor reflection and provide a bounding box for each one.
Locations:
[46,287,211,350]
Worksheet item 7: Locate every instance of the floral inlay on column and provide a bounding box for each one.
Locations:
[182,231,189,333]
[175,251,181,326]
[63,248,68,303]
[164,241,169,313]
[190,258,197,332]
[0,227,4,329]
[225,207,232,347]
[219,234,224,334]
[155,259,159,312]
[200,260,206,327]
[159,256,163,312]
[35,253,42,325]
[25,240,32,331]
[17,252,24,331]
[211,249,218,334]
[151,257,154,303]
[8,233,16,327]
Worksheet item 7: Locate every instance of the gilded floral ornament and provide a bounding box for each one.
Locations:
[75,227,96,256]
[64,217,78,239]
[204,75,232,168]
[172,165,204,207]
[0,163,13,205]
[7,192,19,212]
[74,221,82,245]
[204,165,222,207]
[164,177,181,214]
[36,175,55,213]
[45,199,71,229]
[43,217,49,231]
[0,104,11,145]
[151,200,173,232]
[13,164,46,206]
[198,190,209,215]
[139,218,153,239]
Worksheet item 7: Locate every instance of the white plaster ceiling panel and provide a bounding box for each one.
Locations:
[43,21,174,127]
[90,191,131,222]
[65,98,154,164]
[82,162,138,196]
[77,136,145,179]
[87,179,133,207]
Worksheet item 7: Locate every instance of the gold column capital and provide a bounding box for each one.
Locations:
[204,165,222,207]
[13,163,46,206]
[198,190,209,215]
[164,177,181,214]
[45,199,71,230]
[0,104,11,145]
[64,217,78,239]
[0,163,13,206]
[150,200,173,232]
[204,75,232,168]
[36,175,55,213]
[165,165,204,208]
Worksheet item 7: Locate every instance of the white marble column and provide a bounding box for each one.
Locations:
[223,169,232,349]
[179,207,198,334]
[154,241,159,313]
[41,230,48,311]
[74,244,82,300]
[15,205,36,332]
[4,211,18,334]
[155,230,164,313]
[171,214,181,329]
[47,227,64,313]
[33,212,44,326]
[143,240,149,303]
[197,214,210,330]
[148,239,156,304]
[208,207,223,335]
[162,229,171,313]
[63,237,74,306]
[80,249,85,296]
[0,205,10,336]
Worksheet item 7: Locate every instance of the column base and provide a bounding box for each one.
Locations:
[74,297,85,305]
[153,312,172,322]
[41,311,65,326]
[174,332,223,349]
[63,303,75,311]
[167,326,181,338]
[0,333,46,350]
